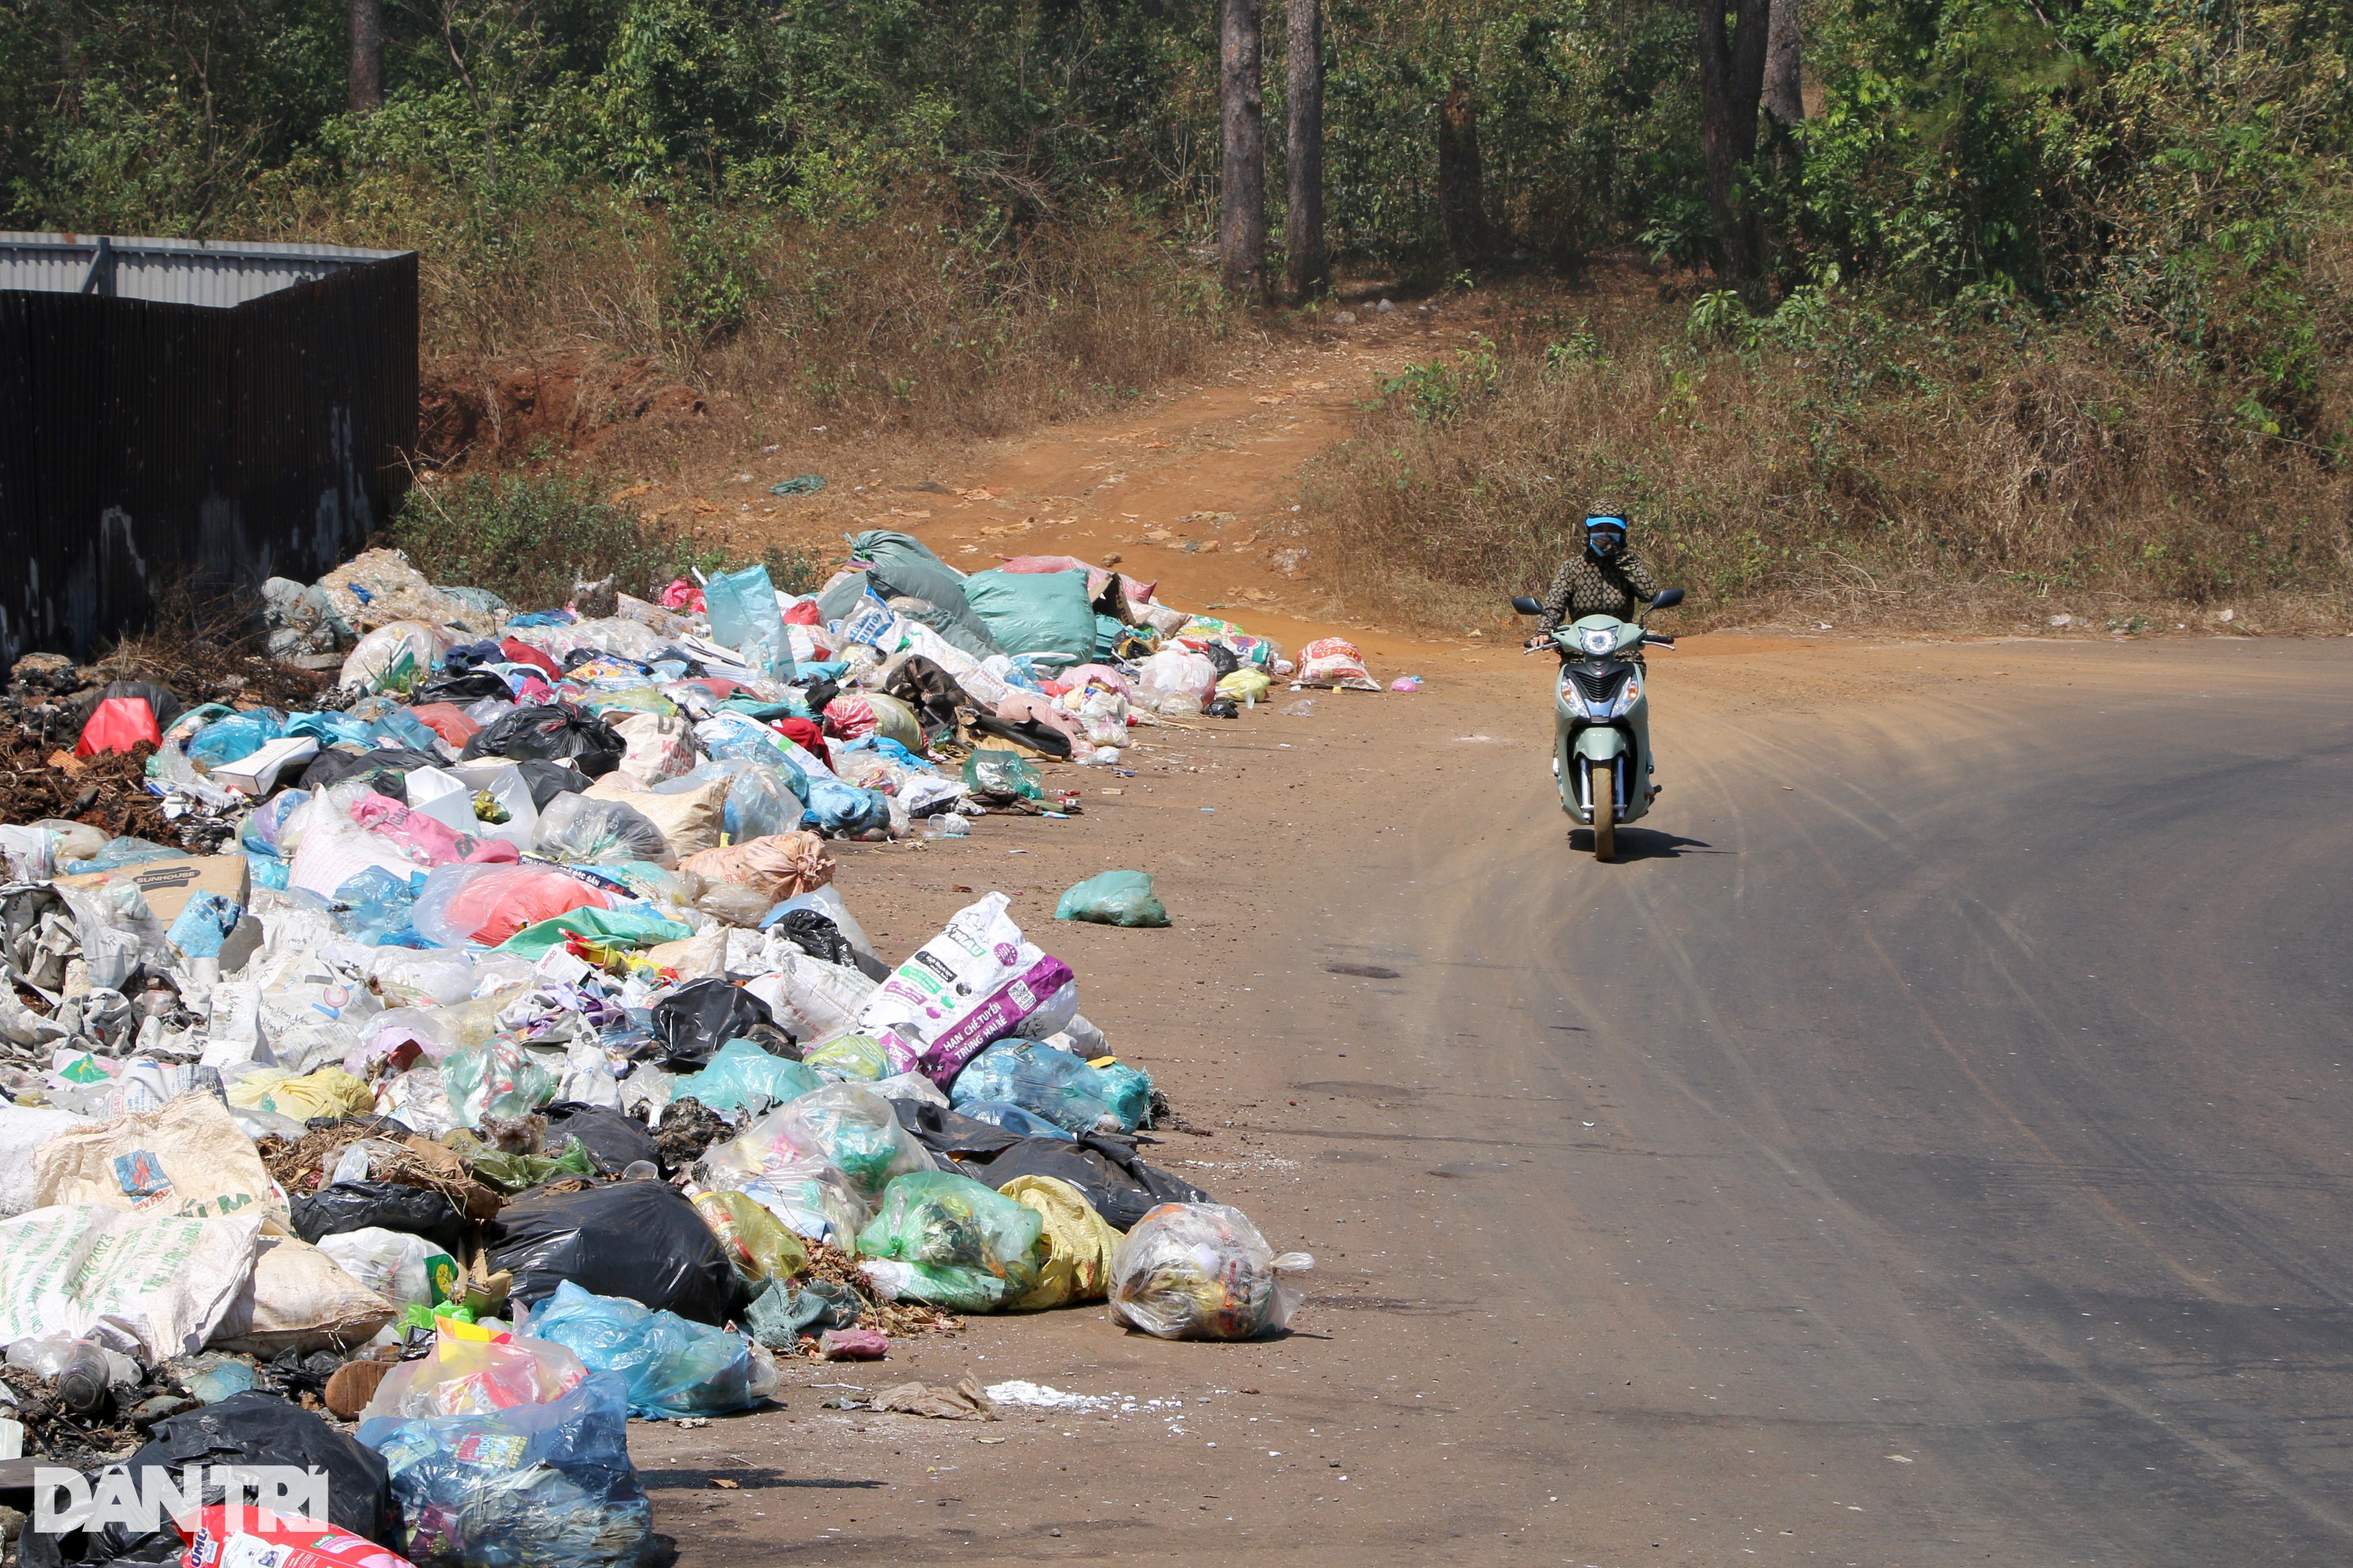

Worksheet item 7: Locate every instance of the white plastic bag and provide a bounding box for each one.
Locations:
[1134,649,1217,715]
[317,1226,450,1311]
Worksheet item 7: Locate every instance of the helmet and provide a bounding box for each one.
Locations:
[1584,506,1628,557]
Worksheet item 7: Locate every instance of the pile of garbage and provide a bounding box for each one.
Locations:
[0,529,1319,1568]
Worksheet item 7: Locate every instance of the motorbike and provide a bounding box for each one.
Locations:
[1511,587,1684,860]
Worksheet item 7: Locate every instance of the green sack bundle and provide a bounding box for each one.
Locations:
[1055,869,1170,928]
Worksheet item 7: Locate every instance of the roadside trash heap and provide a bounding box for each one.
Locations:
[0,529,1313,1568]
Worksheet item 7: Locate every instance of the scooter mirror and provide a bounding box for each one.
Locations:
[1511,596,1544,615]
[1651,588,1685,610]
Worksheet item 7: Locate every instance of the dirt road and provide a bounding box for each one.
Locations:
[633,630,2353,1565]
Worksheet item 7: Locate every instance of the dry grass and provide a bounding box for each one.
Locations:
[1299,269,2353,638]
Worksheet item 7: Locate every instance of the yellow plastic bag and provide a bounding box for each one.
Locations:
[1215,668,1272,706]
[226,1066,377,1123]
[692,1186,811,1285]
[1001,1174,1122,1311]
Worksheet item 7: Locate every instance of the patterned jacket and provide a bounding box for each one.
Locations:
[1539,548,1660,631]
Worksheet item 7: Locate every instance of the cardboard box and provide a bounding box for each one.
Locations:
[54,854,251,925]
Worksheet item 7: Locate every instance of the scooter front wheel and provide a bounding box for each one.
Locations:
[1593,764,1616,861]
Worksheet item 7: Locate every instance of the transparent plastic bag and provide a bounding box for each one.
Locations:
[949,1040,1118,1133]
[441,1039,557,1126]
[854,1171,1044,1314]
[761,1083,934,1200]
[1107,1202,1313,1340]
[802,1033,890,1082]
[671,1039,823,1117]
[708,1158,871,1250]
[362,1328,589,1420]
[532,793,676,868]
[523,1279,756,1419]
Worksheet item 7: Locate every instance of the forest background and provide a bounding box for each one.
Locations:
[5,0,2350,631]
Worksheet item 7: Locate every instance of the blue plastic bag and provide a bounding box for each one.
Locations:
[185,710,286,768]
[165,891,245,959]
[522,1280,758,1420]
[359,1366,655,1568]
[704,564,795,680]
[285,710,373,748]
[950,1041,1117,1134]
[334,865,425,946]
[671,1039,824,1117]
[803,775,891,833]
[954,1100,1075,1140]
[1094,1061,1153,1131]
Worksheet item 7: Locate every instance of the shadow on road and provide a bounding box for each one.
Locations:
[1565,829,1720,861]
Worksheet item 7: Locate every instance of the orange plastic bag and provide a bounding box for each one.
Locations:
[407,703,482,749]
[76,696,163,755]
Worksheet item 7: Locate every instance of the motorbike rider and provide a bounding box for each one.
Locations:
[1537,505,1661,634]
[1532,504,1665,800]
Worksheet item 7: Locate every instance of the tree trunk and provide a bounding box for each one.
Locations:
[349,0,384,114]
[1696,0,1773,289]
[1437,74,1487,262]
[1284,0,1325,301]
[1220,0,1267,302]
[1762,0,1803,126]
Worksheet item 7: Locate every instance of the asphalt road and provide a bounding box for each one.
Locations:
[656,636,2353,1566]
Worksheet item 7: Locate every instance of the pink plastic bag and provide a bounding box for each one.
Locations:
[350,794,521,869]
[660,577,707,613]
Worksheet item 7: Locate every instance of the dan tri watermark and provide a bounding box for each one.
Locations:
[33,1466,330,1535]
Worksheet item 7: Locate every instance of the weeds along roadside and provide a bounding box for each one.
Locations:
[1297,272,2353,639]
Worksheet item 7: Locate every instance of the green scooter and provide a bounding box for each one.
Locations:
[1511,588,1684,860]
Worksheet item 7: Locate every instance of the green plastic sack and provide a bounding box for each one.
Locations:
[803,1033,890,1082]
[1055,870,1170,928]
[496,904,694,958]
[741,1276,861,1350]
[962,568,1097,660]
[468,1134,596,1193]
[963,749,1043,800]
[848,529,975,621]
[673,1039,824,1116]
[442,1039,558,1128]
[854,1171,1045,1313]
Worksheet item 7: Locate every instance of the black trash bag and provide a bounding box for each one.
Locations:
[299,747,443,798]
[91,680,187,732]
[413,668,514,705]
[290,1180,472,1261]
[460,704,624,778]
[20,1392,392,1568]
[738,1022,803,1060]
[966,712,1073,760]
[485,1179,738,1324]
[1204,699,1240,720]
[892,1099,1024,1161]
[265,1348,348,1400]
[650,977,774,1070]
[540,1101,661,1176]
[1201,642,1240,677]
[771,909,855,968]
[514,758,595,811]
[968,1133,1213,1231]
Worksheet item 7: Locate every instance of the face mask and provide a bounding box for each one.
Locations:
[1588,532,1622,557]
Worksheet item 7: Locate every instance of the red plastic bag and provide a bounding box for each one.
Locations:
[660,577,706,613]
[406,703,482,749]
[411,863,612,947]
[75,696,163,756]
[782,597,823,627]
[177,1507,413,1568]
[498,636,561,680]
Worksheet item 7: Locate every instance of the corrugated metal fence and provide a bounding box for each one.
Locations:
[0,235,417,665]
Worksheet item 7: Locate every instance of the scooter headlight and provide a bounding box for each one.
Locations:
[1579,625,1617,656]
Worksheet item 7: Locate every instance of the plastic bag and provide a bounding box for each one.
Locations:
[1000,1173,1122,1310]
[703,563,794,679]
[410,863,611,948]
[706,759,806,841]
[340,621,446,694]
[1108,1202,1312,1340]
[485,1179,740,1324]
[650,978,775,1070]
[292,1180,472,1261]
[1134,648,1218,714]
[360,1368,653,1568]
[854,1171,1044,1313]
[689,1186,812,1286]
[441,1039,557,1127]
[187,710,288,768]
[174,1506,414,1568]
[316,1226,457,1312]
[671,1039,822,1116]
[803,1033,890,1082]
[961,749,1043,800]
[762,1084,935,1200]
[532,793,675,868]
[0,1203,262,1361]
[1094,1060,1154,1131]
[954,1101,1075,1141]
[703,1156,871,1250]
[460,705,625,777]
[523,1279,757,1419]
[227,1065,378,1122]
[466,1137,596,1194]
[540,1102,662,1176]
[962,568,1097,660]
[1055,869,1171,928]
[75,696,165,756]
[950,1040,1120,1134]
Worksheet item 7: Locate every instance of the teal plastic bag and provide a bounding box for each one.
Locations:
[673,1039,824,1117]
[186,710,285,767]
[962,568,1097,660]
[523,1280,756,1419]
[854,1171,1045,1314]
[1094,1061,1153,1132]
[1055,870,1170,928]
[963,749,1043,800]
[704,564,795,679]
